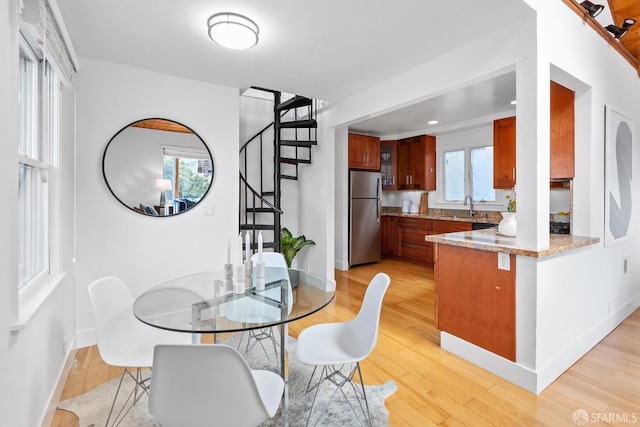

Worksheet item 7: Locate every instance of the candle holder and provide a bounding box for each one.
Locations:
[255,260,265,290]
[244,259,253,277]
[223,263,233,292]
[234,265,246,294]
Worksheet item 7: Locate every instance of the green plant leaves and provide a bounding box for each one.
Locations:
[280,227,315,268]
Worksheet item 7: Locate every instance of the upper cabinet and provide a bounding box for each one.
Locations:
[550,81,575,179]
[493,116,516,189]
[380,140,397,190]
[397,135,436,191]
[349,133,381,170]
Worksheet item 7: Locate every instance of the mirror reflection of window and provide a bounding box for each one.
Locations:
[103,119,214,216]
[162,146,213,205]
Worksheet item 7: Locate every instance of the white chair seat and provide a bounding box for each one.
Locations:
[296,322,365,365]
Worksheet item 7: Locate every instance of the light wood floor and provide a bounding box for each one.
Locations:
[53,258,640,426]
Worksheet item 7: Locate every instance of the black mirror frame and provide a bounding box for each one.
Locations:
[102,117,214,217]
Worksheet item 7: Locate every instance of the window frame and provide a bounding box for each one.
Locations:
[17,37,61,302]
[434,126,509,210]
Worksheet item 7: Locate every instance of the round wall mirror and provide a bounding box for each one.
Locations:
[102,118,214,216]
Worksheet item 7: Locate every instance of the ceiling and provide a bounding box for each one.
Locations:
[54,1,636,138]
[608,0,640,66]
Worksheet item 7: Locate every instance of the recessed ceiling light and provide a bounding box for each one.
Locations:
[428,120,439,125]
[207,12,259,49]
[510,100,517,105]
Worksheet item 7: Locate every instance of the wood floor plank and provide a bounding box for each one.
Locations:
[53,258,640,426]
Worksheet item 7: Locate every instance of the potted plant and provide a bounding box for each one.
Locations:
[280,227,315,268]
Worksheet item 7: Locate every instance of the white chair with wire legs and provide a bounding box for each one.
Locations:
[149,344,284,427]
[232,252,291,371]
[88,276,191,427]
[296,272,391,427]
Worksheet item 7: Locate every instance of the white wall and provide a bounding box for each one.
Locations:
[74,58,240,346]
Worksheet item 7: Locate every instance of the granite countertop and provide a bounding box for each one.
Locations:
[382,207,501,224]
[424,228,600,258]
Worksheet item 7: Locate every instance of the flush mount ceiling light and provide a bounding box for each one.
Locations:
[605,18,636,39]
[579,1,604,18]
[428,120,439,125]
[207,12,259,49]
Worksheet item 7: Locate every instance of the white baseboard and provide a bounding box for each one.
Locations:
[76,327,96,349]
[41,336,77,427]
[441,302,638,395]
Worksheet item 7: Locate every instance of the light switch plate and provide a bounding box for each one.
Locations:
[202,205,214,216]
[498,252,510,271]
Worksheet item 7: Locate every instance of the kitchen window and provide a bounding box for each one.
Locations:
[443,146,496,202]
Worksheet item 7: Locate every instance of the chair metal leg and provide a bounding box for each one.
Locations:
[303,363,372,427]
[105,368,150,427]
[237,327,280,370]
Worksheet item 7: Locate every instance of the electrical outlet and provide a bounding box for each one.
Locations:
[622,257,629,274]
[498,252,510,271]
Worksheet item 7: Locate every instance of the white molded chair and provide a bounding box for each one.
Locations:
[88,276,191,427]
[233,252,290,369]
[296,272,391,426]
[149,344,284,427]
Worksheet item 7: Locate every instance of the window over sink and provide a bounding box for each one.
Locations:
[444,146,496,202]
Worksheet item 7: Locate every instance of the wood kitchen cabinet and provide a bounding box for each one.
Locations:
[550,81,575,179]
[435,244,516,361]
[380,140,397,190]
[493,116,516,189]
[381,216,398,257]
[397,217,432,263]
[432,219,472,234]
[349,133,381,170]
[397,135,436,191]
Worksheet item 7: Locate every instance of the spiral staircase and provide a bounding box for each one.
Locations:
[239,88,317,251]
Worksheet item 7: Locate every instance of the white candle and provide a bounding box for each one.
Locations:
[226,234,230,264]
[245,231,251,262]
[258,231,263,262]
[238,233,243,265]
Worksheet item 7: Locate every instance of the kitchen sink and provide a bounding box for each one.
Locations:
[472,222,497,230]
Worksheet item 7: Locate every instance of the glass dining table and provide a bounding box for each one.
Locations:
[133,266,336,426]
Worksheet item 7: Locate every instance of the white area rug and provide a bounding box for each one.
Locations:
[58,335,396,426]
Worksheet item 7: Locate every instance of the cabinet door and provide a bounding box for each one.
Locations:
[550,81,575,179]
[397,138,411,189]
[381,216,398,256]
[493,116,516,189]
[380,140,397,190]
[364,136,381,170]
[348,133,365,169]
[415,135,436,191]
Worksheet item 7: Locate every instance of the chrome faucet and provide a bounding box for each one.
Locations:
[463,195,475,217]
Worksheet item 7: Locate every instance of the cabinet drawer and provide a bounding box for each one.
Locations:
[399,228,430,245]
[398,217,432,230]
[432,220,472,234]
[398,242,432,263]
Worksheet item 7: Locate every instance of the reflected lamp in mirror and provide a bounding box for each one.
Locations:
[102,118,214,217]
[155,179,172,205]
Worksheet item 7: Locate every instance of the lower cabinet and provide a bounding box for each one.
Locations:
[397,217,432,263]
[435,244,516,361]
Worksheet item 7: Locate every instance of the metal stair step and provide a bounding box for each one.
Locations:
[246,207,277,213]
[261,191,275,197]
[239,224,275,231]
[281,157,311,165]
[276,95,312,111]
[281,174,298,180]
[279,119,317,129]
[280,139,317,147]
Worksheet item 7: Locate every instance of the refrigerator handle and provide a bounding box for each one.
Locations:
[376,177,381,198]
[377,199,381,223]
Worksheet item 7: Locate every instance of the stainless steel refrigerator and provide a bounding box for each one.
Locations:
[349,170,381,266]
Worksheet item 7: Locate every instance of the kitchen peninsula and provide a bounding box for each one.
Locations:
[425,227,599,366]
